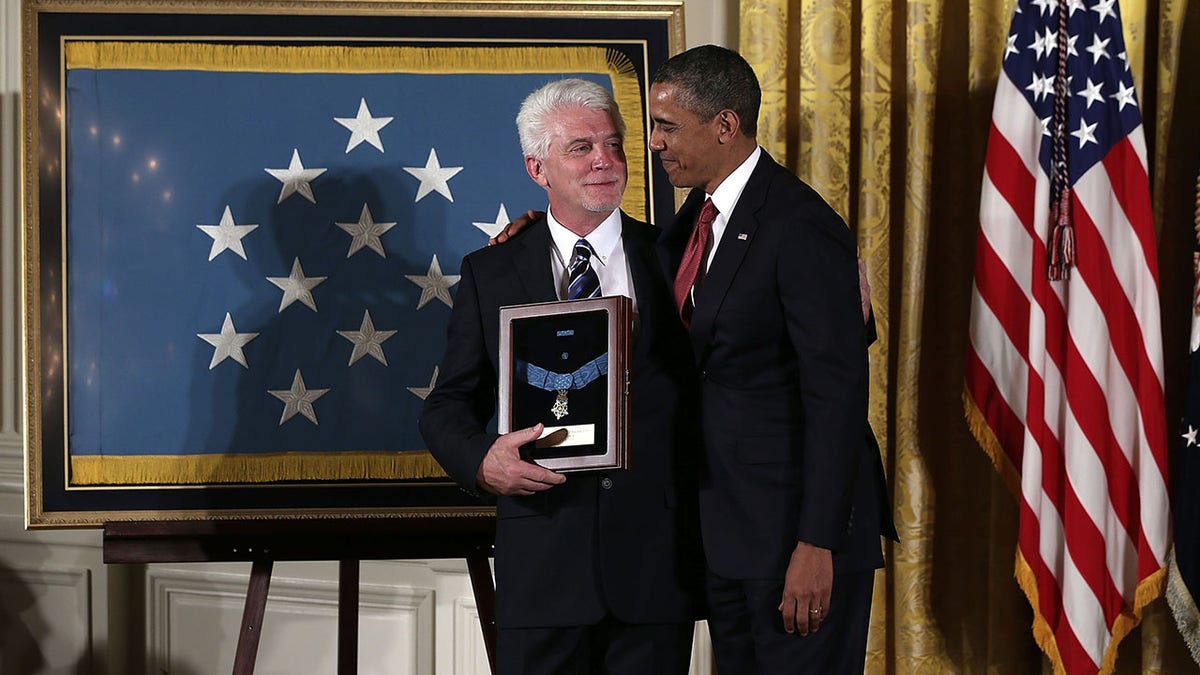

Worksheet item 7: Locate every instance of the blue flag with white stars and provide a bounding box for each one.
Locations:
[63,42,635,484]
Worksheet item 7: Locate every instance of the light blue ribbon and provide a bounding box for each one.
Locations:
[515,353,608,391]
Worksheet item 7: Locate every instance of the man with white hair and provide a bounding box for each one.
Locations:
[419,78,703,674]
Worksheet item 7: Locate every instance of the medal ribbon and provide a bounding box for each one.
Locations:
[515,353,609,391]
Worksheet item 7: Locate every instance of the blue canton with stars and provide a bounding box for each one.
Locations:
[1003,0,1143,185]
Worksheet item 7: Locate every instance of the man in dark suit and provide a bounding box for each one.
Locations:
[648,45,897,673]
[418,78,703,675]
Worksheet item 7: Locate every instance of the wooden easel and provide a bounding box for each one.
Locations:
[103,517,497,675]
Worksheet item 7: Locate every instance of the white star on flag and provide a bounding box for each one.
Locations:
[1076,77,1105,109]
[472,204,511,239]
[334,98,393,153]
[1005,33,1019,59]
[264,149,327,204]
[1085,33,1111,64]
[1065,33,1079,58]
[1030,30,1050,59]
[1070,118,1099,148]
[269,369,329,425]
[1092,0,1117,23]
[407,366,439,400]
[196,205,258,261]
[1027,73,1054,102]
[196,312,258,369]
[267,258,327,312]
[1184,425,1199,448]
[337,310,398,366]
[406,254,461,309]
[403,148,463,202]
[1111,82,1137,111]
[336,204,396,258]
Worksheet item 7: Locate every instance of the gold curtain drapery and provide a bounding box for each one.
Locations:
[737,0,1200,671]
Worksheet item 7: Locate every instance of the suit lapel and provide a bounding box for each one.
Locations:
[688,153,775,361]
[621,215,662,359]
[512,218,559,304]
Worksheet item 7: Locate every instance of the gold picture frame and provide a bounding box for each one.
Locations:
[21,0,681,526]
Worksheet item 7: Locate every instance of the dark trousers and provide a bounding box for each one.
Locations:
[497,617,695,675]
[706,568,876,674]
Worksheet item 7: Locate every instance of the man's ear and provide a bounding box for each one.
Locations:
[716,110,741,143]
[525,156,549,187]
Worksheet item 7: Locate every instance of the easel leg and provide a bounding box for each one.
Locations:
[338,560,360,675]
[466,552,497,675]
[232,559,273,675]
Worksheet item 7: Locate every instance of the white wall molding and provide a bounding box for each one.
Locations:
[1,0,21,441]
[148,565,435,674]
[0,434,23,492]
[0,563,96,674]
[0,564,91,602]
[452,595,486,675]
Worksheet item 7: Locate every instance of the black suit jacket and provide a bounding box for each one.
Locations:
[420,213,704,628]
[658,151,897,580]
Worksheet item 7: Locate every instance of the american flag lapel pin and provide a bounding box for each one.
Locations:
[737,233,748,241]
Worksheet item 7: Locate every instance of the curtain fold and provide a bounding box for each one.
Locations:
[737,0,1200,671]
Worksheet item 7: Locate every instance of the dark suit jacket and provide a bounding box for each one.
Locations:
[658,151,897,580]
[419,213,704,629]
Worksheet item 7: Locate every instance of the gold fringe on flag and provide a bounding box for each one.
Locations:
[961,387,1021,496]
[1014,549,1067,674]
[70,450,447,485]
[64,41,648,219]
[1015,534,1167,674]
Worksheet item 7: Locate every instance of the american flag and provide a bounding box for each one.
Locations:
[964,1,1169,673]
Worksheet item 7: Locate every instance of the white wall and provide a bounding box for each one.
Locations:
[0,1,731,672]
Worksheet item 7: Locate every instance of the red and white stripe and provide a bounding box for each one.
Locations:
[965,50,1169,675]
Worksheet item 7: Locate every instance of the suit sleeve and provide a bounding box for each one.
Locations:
[418,256,501,495]
[778,196,871,550]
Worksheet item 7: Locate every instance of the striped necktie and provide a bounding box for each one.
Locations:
[566,239,601,300]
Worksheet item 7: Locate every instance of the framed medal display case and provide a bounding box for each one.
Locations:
[497,296,632,472]
[21,0,680,526]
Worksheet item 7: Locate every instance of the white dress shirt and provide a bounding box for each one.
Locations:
[546,208,638,312]
[703,145,762,272]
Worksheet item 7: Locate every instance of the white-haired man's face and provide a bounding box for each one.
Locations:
[525,105,627,234]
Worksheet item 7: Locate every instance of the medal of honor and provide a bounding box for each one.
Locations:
[551,390,569,419]
[515,353,608,422]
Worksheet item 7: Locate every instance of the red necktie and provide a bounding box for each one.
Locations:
[673,198,718,327]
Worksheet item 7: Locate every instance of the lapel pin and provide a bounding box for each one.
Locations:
[737,233,748,241]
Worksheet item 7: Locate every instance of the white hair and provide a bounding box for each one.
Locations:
[515,78,626,160]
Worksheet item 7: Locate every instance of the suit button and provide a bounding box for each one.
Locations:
[600,477,613,490]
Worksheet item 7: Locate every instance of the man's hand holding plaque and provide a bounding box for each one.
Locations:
[476,423,566,497]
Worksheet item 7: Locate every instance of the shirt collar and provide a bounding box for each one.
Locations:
[546,208,623,266]
[707,145,762,218]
